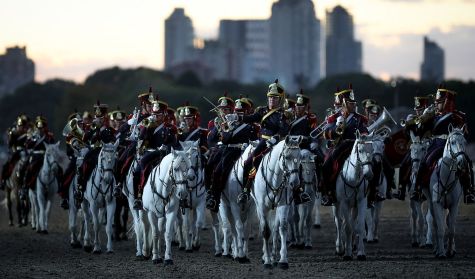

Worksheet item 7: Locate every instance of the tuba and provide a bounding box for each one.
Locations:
[368,107,397,137]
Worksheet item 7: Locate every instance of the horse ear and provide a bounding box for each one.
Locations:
[171,147,176,156]
[409,130,416,142]
[461,124,467,133]
[448,123,454,133]
[194,139,199,146]
[179,141,185,150]
[285,135,289,144]
[55,141,60,147]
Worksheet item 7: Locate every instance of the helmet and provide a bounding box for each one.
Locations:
[267,79,285,98]
[35,116,47,129]
[93,101,109,118]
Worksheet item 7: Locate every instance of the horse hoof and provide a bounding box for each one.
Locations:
[304,245,312,250]
[272,262,278,267]
[185,249,193,253]
[92,250,102,255]
[411,242,419,248]
[192,245,200,251]
[447,251,456,258]
[42,230,48,235]
[248,237,255,241]
[164,259,174,266]
[36,230,42,234]
[367,240,375,244]
[335,251,344,256]
[152,258,163,264]
[238,257,250,264]
[436,254,447,260]
[83,245,93,253]
[8,221,14,227]
[143,255,151,260]
[106,250,114,254]
[313,224,321,229]
[179,247,185,251]
[357,255,366,261]
[278,262,289,270]
[263,263,273,270]
[296,243,305,250]
[214,253,222,258]
[70,242,82,249]
[31,227,36,230]
[374,239,379,243]
[343,255,353,261]
[171,241,179,247]
[135,255,145,261]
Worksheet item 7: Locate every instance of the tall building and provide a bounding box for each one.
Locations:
[420,36,444,83]
[270,0,321,91]
[0,46,35,96]
[325,5,362,77]
[218,19,271,83]
[164,8,194,70]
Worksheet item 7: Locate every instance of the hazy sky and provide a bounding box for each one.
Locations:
[1,0,475,82]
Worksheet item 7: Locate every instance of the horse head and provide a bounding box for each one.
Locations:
[300,149,316,191]
[355,131,374,181]
[180,140,200,182]
[371,137,385,164]
[99,140,119,186]
[170,148,192,202]
[409,131,429,187]
[281,136,303,189]
[44,141,61,176]
[445,124,467,170]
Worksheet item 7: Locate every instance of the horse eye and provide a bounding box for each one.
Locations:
[293,158,298,164]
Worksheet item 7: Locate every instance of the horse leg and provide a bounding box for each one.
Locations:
[69,200,80,247]
[184,209,193,252]
[16,191,22,226]
[81,202,93,252]
[210,211,222,256]
[141,210,151,259]
[297,204,307,247]
[365,207,374,242]
[231,203,245,260]
[193,202,205,250]
[45,197,52,232]
[277,205,290,268]
[36,188,47,232]
[432,202,446,258]
[446,203,459,258]
[7,189,13,226]
[90,203,102,253]
[332,205,344,256]
[409,200,419,247]
[147,211,162,263]
[374,202,382,242]
[220,208,232,257]
[305,202,314,248]
[313,193,322,228]
[356,198,367,259]
[130,209,144,258]
[425,205,434,247]
[257,206,272,267]
[340,202,353,259]
[105,199,116,253]
[164,209,178,264]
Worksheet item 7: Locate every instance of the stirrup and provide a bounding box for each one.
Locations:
[375,192,386,202]
[464,193,475,204]
[133,199,143,210]
[237,191,250,205]
[60,198,69,210]
[206,198,219,212]
[113,185,122,197]
[410,191,422,202]
[321,195,334,206]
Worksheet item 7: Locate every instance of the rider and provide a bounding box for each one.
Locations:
[394,95,431,200]
[204,94,235,198]
[412,87,475,204]
[22,116,57,198]
[132,97,176,210]
[287,91,320,204]
[75,102,116,203]
[58,112,85,209]
[1,114,30,191]
[113,90,154,197]
[176,104,208,152]
[205,96,258,212]
[320,87,369,206]
[237,79,291,205]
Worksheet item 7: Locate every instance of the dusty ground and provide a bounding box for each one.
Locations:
[0,192,474,279]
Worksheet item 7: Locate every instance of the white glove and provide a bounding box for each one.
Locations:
[158,144,167,151]
[266,137,277,148]
[241,142,249,151]
[336,116,345,127]
[310,142,318,151]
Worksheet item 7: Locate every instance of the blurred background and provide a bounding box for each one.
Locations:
[0,0,474,144]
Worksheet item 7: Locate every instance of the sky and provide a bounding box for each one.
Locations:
[1,0,475,82]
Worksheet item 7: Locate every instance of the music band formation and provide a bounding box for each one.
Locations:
[1,79,474,213]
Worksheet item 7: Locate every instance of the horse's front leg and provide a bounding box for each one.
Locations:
[210,211,222,256]
[105,198,116,253]
[6,189,13,226]
[374,202,383,242]
[36,188,47,233]
[432,201,446,258]
[356,197,367,260]
[446,203,459,258]
[257,205,272,268]
[340,201,352,260]
[409,200,420,247]
[148,211,162,264]
[183,208,193,252]
[193,202,205,250]
[89,203,102,253]
[313,193,322,228]
[304,202,314,248]
[164,208,178,264]
[277,205,290,269]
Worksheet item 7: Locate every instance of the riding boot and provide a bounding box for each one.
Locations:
[293,187,311,205]
[60,198,69,210]
[113,182,122,198]
[206,190,220,212]
[393,184,406,201]
[238,159,255,205]
[132,171,142,210]
[460,165,475,204]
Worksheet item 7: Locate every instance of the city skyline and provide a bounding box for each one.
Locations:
[1,0,474,83]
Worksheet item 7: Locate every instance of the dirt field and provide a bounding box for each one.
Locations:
[1,193,474,279]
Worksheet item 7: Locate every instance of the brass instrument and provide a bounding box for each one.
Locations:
[368,107,396,132]
[62,118,86,148]
[203,96,230,132]
[309,107,342,139]
[400,104,435,127]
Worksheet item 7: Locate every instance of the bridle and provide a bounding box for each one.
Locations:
[340,140,373,197]
[90,148,116,200]
[38,150,60,194]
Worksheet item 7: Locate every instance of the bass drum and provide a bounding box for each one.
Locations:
[384,129,410,167]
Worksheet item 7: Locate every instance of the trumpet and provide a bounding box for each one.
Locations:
[309,107,342,139]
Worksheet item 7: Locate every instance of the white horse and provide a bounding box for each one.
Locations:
[334,132,374,261]
[4,151,28,227]
[176,140,206,252]
[142,148,194,265]
[219,142,257,262]
[365,137,387,243]
[68,147,93,250]
[408,133,433,248]
[253,136,302,269]
[32,142,62,234]
[294,150,317,249]
[430,126,467,258]
[84,141,119,254]
[312,191,322,229]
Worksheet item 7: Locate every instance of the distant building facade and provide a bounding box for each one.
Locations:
[420,36,444,83]
[325,5,362,77]
[270,0,321,91]
[0,46,35,96]
[164,8,194,70]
